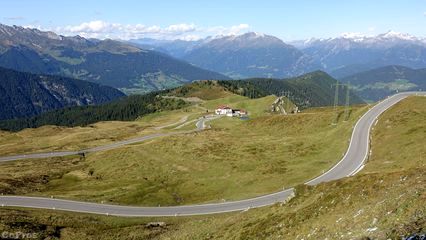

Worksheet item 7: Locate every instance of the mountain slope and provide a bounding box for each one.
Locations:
[0,71,364,131]
[180,32,313,79]
[341,65,426,101]
[182,96,424,240]
[0,67,125,120]
[0,23,229,94]
[217,71,365,108]
[132,31,426,80]
[128,37,207,58]
[166,71,365,109]
[0,97,422,240]
[0,91,187,131]
[298,31,426,78]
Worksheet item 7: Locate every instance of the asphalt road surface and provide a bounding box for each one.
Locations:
[0,92,423,216]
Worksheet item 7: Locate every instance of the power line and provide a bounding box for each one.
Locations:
[332,80,340,125]
[344,82,351,121]
[332,81,351,125]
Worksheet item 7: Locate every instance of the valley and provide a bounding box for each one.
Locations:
[0,4,425,239]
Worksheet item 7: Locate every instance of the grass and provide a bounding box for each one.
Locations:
[0,155,84,195]
[0,97,426,239]
[0,84,273,157]
[0,105,204,156]
[0,96,423,239]
[199,94,247,109]
[355,79,418,91]
[199,94,280,117]
[364,96,425,173]
[0,97,368,206]
[167,80,235,100]
[0,93,276,157]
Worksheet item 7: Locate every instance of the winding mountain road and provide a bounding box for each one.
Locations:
[0,92,423,217]
[0,115,216,163]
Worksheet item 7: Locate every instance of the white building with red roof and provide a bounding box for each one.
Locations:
[215,105,233,115]
[215,105,247,117]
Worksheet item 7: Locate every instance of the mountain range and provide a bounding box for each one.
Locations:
[296,31,426,78]
[0,23,229,94]
[131,30,426,80]
[2,22,425,95]
[131,32,315,79]
[0,67,125,120]
[0,22,424,116]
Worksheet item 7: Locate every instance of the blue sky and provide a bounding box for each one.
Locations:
[1,0,425,40]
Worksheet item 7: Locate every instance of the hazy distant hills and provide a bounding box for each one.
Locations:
[182,32,316,79]
[0,23,229,94]
[129,37,209,58]
[132,32,316,79]
[297,31,426,78]
[132,31,426,80]
[0,67,125,120]
[341,65,426,101]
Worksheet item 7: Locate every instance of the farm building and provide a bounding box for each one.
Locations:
[215,106,247,117]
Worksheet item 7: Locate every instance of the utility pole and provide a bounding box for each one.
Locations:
[344,82,351,121]
[332,81,351,125]
[332,80,340,125]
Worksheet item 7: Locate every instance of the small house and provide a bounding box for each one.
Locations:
[215,105,233,115]
[215,106,248,117]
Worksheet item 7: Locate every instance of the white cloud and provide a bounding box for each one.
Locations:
[228,23,250,35]
[206,23,250,36]
[53,20,192,40]
[43,20,250,40]
[24,24,43,30]
[165,23,196,33]
[64,20,112,33]
[340,32,367,39]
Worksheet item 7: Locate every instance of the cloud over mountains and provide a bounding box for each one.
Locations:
[44,20,250,40]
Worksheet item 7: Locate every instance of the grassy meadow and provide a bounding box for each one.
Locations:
[0,105,202,156]
[0,93,368,206]
[0,96,423,239]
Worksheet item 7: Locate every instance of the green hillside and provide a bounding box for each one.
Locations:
[218,71,365,108]
[0,96,367,207]
[342,65,426,101]
[0,92,187,131]
[166,80,235,100]
[0,71,364,131]
[169,71,365,109]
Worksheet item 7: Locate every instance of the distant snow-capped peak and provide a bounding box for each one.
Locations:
[250,32,266,38]
[294,31,424,48]
[376,30,418,41]
[338,30,420,42]
[340,32,368,42]
[209,32,282,44]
